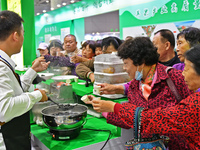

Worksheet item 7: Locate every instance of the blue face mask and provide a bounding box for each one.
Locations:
[135,66,143,81]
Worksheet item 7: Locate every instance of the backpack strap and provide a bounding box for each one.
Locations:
[165,67,182,102]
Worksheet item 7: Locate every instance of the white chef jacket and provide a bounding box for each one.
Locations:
[0,50,42,149]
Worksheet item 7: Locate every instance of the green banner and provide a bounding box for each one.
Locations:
[35,0,159,33]
[119,0,200,39]
[120,0,200,27]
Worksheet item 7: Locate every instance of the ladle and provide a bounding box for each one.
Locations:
[48,97,77,111]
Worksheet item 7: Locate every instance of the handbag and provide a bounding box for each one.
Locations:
[125,107,167,150]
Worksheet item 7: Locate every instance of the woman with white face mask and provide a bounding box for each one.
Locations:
[84,37,193,150]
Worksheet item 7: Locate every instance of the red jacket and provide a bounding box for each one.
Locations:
[115,92,200,150]
[107,63,193,149]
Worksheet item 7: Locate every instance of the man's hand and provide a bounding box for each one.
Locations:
[38,89,48,102]
[31,56,50,72]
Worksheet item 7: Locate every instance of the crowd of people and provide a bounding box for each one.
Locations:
[1,10,200,150]
[36,27,200,149]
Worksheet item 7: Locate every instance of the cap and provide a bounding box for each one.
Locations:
[49,37,57,43]
[37,43,48,50]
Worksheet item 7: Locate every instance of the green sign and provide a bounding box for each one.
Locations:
[120,0,200,27]
[120,0,200,39]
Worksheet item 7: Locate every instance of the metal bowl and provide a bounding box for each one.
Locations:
[41,104,88,130]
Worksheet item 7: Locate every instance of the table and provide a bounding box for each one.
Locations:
[31,115,121,150]
[30,78,132,150]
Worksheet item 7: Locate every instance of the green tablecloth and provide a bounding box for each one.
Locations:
[30,78,128,149]
[31,115,120,150]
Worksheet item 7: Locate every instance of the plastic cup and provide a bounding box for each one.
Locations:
[93,97,101,100]
[74,77,78,82]
[81,95,90,103]
[93,85,101,94]
[66,79,71,84]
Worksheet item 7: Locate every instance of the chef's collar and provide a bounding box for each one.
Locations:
[0,50,16,70]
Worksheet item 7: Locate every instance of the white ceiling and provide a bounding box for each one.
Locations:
[34,0,81,16]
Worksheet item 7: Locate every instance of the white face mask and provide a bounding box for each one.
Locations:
[135,66,143,81]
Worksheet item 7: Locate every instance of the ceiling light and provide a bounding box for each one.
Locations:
[43,10,46,13]
[57,4,61,7]
[51,7,54,10]
[46,0,49,3]
[70,0,75,3]
[62,2,67,6]
[36,13,40,15]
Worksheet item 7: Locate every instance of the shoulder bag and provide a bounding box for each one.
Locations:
[125,107,167,150]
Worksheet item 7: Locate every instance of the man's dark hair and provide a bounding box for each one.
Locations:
[0,10,24,41]
[64,34,77,42]
[177,27,200,47]
[185,44,200,75]
[154,29,175,48]
[118,37,159,66]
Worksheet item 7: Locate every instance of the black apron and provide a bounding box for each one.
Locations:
[1,112,31,150]
[0,60,31,150]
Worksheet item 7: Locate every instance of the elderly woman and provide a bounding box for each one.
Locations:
[71,40,96,63]
[99,27,200,96]
[48,40,64,56]
[44,40,78,76]
[76,36,122,82]
[90,44,200,149]
[173,27,200,70]
[85,37,192,150]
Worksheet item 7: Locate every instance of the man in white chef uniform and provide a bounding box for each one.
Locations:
[0,10,50,150]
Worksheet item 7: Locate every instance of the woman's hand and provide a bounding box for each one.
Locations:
[56,51,65,57]
[98,83,116,94]
[97,83,124,94]
[71,55,90,63]
[92,99,116,113]
[87,72,95,83]
[83,95,96,104]
[71,55,82,63]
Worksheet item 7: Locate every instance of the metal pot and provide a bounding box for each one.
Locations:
[41,104,88,130]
